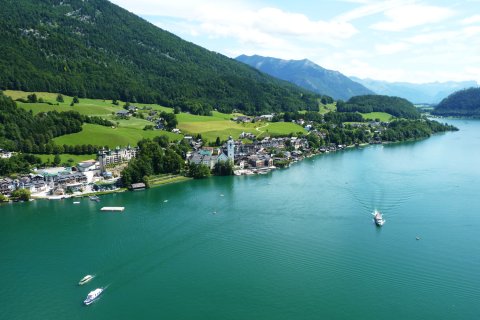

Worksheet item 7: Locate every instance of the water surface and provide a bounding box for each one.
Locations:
[1,119,479,319]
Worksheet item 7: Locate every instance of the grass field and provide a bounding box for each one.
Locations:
[53,124,182,147]
[361,112,393,122]
[6,90,306,145]
[320,102,336,114]
[36,154,97,164]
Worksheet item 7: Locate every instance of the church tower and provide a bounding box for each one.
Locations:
[227,136,235,162]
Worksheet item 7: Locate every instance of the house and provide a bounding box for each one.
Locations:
[76,160,98,172]
[0,149,13,159]
[172,128,181,134]
[131,182,146,190]
[233,116,252,123]
[116,110,130,118]
[189,152,229,170]
[127,105,138,112]
[0,178,14,195]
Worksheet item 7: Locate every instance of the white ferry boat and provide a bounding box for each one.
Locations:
[373,210,385,226]
[84,288,103,305]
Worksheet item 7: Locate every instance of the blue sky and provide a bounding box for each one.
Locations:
[110,0,480,84]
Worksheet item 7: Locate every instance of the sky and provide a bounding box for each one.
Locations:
[109,0,480,84]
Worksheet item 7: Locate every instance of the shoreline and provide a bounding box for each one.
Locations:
[3,131,456,204]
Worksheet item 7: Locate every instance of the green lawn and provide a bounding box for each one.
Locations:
[361,112,393,122]
[6,89,305,146]
[320,102,336,114]
[53,124,182,148]
[36,153,96,164]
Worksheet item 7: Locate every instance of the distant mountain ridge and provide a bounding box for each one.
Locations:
[432,87,480,117]
[0,0,320,115]
[236,55,374,100]
[351,77,478,104]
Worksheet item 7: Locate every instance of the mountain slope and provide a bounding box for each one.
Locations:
[236,55,374,100]
[0,0,319,115]
[351,77,478,104]
[432,87,480,117]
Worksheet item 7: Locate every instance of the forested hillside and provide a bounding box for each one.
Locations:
[338,95,420,119]
[432,87,480,117]
[0,0,319,115]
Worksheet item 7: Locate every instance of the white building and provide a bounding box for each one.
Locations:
[98,146,138,171]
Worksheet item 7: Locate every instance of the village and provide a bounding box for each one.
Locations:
[0,110,387,201]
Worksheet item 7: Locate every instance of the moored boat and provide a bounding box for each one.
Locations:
[373,210,385,226]
[89,196,100,202]
[78,275,94,285]
[84,288,103,305]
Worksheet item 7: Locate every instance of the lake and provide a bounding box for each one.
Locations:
[1,119,479,320]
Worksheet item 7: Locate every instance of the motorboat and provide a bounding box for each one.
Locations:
[78,275,94,285]
[373,210,385,226]
[89,196,100,202]
[84,288,103,305]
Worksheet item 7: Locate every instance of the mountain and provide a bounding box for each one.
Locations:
[337,95,420,119]
[0,0,319,115]
[351,77,478,104]
[236,55,374,101]
[432,87,480,117]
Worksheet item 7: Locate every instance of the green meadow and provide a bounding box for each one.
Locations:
[361,112,393,122]
[36,154,97,164]
[53,124,181,148]
[7,90,316,146]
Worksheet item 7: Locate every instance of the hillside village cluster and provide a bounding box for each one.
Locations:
[0,112,386,199]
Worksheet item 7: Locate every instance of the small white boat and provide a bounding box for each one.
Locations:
[373,210,385,226]
[78,275,94,285]
[84,288,103,305]
[89,196,100,202]
[73,201,80,204]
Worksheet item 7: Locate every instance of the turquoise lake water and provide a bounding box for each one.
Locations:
[1,119,479,319]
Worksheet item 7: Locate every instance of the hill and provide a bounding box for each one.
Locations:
[338,95,420,119]
[0,0,319,115]
[236,55,373,101]
[351,77,478,104]
[432,87,480,117]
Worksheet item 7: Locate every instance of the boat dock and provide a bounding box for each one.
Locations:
[100,207,125,212]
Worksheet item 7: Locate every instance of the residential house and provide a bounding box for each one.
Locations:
[116,110,130,118]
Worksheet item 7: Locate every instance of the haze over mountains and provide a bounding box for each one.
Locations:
[351,77,479,104]
[236,55,373,101]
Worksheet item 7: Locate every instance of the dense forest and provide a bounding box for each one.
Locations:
[432,87,480,117]
[0,0,320,115]
[337,95,420,119]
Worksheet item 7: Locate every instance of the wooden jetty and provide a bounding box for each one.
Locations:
[100,207,125,212]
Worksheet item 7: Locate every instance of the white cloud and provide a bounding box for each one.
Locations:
[375,42,409,55]
[461,14,480,25]
[371,4,455,31]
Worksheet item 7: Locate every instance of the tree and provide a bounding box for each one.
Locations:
[56,94,64,103]
[27,93,38,103]
[72,96,79,104]
[214,161,233,176]
[0,193,7,202]
[215,136,221,146]
[187,163,211,179]
[11,189,31,201]
[53,154,61,166]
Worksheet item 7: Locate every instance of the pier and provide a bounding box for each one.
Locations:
[100,207,125,212]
